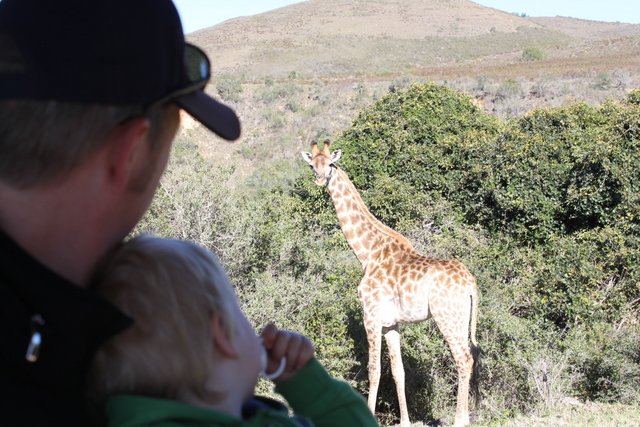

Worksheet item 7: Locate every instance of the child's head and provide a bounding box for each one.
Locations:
[89,234,261,405]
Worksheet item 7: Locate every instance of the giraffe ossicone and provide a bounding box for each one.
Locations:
[302,140,481,427]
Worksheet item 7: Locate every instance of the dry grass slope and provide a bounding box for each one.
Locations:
[189,0,640,79]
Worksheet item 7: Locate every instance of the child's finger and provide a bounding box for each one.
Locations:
[289,335,314,370]
[282,333,303,370]
[260,322,278,348]
[296,336,315,368]
[269,330,291,361]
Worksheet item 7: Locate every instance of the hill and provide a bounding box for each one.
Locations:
[189,0,640,79]
[528,16,640,40]
[182,0,640,184]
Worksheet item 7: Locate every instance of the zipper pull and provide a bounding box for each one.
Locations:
[25,314,44,363]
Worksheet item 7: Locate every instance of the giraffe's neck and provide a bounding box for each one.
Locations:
[327,168,414,266]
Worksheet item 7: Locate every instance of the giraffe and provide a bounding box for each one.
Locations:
[302,141,481,427]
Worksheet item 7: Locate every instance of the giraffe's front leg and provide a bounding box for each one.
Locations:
[364,314,383,416]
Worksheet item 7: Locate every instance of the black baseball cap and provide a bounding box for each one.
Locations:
[0,0,241,140]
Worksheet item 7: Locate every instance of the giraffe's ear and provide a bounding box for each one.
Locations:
[301,152,313,164]
[330,149,342,164]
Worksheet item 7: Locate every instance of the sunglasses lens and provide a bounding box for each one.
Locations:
[185,44,209,83]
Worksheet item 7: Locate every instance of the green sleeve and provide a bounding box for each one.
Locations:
[275,358,379,427]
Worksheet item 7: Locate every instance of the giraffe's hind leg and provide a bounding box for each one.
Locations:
[384,326,410,427]
[447,335,473,427]
[430,299,474,426]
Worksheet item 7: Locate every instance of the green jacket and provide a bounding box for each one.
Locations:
[104,358,379,427]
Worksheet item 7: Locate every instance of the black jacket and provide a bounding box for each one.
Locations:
[0,231,132,427]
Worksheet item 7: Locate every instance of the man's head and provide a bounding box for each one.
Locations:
[0,0,241,188]
[89,235,262,404]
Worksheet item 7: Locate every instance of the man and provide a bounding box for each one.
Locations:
[0,0,241,425]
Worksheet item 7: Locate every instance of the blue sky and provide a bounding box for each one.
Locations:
[173,0,640,34]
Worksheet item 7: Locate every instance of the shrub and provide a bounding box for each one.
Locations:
[473,75,489,95]
[135,134,233,248]
[522,47,545,62]
[334,83,501,230]
[263,108,286,129]
[215,73,243,102]
[495,79,522,100]
[625,88,640,105]
[592,72,613,90]
[462,101,640,245]
[567,323,640,403]
[259,81,303,104]
[388,76,413,93]
[529,78,548,98]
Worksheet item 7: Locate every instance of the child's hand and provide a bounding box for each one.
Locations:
[260,323,314,383]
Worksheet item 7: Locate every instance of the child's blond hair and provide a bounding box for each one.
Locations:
[89,234,239,403]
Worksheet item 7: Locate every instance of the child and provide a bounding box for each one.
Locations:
[88,234,378,427]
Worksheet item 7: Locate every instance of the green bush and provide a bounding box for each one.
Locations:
[522,47,545,62]
[626,88,640,105]
[567,323,640,403]
[135,134,233,247]
[495,79,522,100]
[592,72,613,90]
[259,81,302,104]
[215,73,243,102]
[334,83,501,230]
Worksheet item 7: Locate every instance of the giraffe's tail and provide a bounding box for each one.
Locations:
[469,288,482,408]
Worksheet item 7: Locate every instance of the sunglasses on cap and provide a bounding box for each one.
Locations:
[146,43,210,109]
[144,43,241,140]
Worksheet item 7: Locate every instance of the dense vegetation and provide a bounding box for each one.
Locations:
[137,83,640,426]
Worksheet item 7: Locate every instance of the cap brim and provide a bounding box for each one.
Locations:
[174,90,241,141]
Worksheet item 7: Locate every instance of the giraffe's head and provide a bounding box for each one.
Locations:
[301,141,342,186]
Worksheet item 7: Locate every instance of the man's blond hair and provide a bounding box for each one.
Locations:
[89,234,239,404]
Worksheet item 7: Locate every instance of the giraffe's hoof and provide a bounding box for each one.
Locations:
[453,417,470,427]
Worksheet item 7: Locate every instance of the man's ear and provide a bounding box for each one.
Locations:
[211,313,239,359]
[106,117,150,190]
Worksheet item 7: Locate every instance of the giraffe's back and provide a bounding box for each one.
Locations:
[362,247,477,326]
